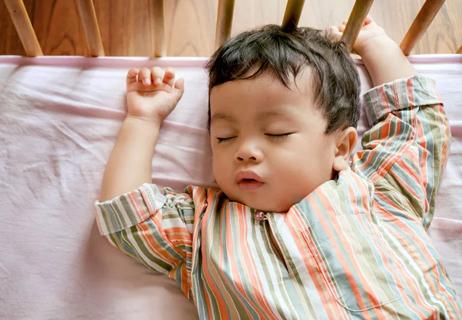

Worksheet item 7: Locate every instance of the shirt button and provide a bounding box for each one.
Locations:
[255,211,267,221]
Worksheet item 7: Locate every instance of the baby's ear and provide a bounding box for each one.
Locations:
[333,127,358,171]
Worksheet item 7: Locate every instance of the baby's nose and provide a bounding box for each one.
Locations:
[236,153,257,162]
[235,144,263,162]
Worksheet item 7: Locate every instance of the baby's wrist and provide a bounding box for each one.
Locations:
[355,36,397,58]
[357,36,415,86]
[125,114,163,128]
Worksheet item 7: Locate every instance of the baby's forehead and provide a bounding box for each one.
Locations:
[210,80,324,129]
[210,68,316,105]
[245,67,314,91]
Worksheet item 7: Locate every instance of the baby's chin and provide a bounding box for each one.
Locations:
[224,192,291,213]
[217,181,305,213]
[251,203,291,214]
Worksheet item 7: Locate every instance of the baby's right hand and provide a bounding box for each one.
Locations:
[126,67,184,124]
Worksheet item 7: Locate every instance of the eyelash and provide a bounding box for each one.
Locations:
[216,137,236,143]
[216,133,293,143]
[265,133,293,139]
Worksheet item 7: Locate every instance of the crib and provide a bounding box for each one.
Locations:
[1,0,461,319]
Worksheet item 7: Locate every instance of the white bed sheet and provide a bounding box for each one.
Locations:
[0,55,460,319]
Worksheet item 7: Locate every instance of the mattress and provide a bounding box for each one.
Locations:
[0,55,460,319]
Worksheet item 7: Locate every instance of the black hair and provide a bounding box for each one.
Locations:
[206,24,360,133]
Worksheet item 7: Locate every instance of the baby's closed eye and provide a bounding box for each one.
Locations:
[265,132,296,140]
[265,132,294,137]
[216,136,237,143]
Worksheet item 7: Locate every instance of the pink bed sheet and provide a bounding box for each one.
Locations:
[0,55,461,319]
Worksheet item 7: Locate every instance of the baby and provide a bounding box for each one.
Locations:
[95,17,461,319]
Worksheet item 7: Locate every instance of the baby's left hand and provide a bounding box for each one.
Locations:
[330,16,415,87]
[329,16,391,56]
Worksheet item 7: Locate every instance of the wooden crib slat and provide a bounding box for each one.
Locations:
[152,0,165,57]
[341,0,374,52]
[281,0,305,32]
[458,45,462,54]
[4,0,43,56]
[215,0,235,49]
[75,0,105,57]
[400,0,446,56]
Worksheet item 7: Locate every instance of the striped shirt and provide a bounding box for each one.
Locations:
[95,76,462,319]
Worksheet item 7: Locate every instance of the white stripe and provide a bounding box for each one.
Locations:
[249,215,302,319]
[381,221,448,317]
[125,225,174,274]
[274,218,331,319]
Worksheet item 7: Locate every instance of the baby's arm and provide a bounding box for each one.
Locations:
[95,68,196,296]
[337,18,450,227]
[338,17,415,86]
[99,67,184,201]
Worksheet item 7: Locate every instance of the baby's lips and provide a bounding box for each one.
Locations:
[235,171,263,184]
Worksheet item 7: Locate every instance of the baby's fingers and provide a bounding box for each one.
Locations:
[151,67,164,86]
[140,68,152,86]
[127,67,154,87]
[326,26,343,42]
[127,68,140,85]
[163,68,175,86]
[174,78,184,94]
[362,15,373,26]
[161,67,184,94]
[339,15,373,32]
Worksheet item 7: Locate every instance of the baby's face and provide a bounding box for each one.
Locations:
[209,70,339,212]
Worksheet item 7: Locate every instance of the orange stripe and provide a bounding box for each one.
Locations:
[286,208,346,319]
[406,77,414,106]
[373,198,436,318]
[380,86,391,115]
[347,175,362,216]
[236,208,281,318]
[315,190,385,320]
[199,191,231,318]
[180,262,189,296]
[392,81,400,108]
[224,206,255,319]
[199,209,230,318]
[392,159,425,204]
[137,222,182,263]
[415,116,429,210]
[128,191,151,221]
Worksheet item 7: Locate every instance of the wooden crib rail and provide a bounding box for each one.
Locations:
[3,0,459,57]
[215,0,235,50]
[400,0,446,56]
[153,0,165,57]
[3,0,42,56]
[341,0,374,52]
[281,0,305,33]
[75,0,104,56]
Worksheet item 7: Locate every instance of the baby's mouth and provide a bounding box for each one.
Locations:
[237,178,264,190]
[235,171,264,190]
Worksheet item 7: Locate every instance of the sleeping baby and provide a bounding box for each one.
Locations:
[95,17,462,319]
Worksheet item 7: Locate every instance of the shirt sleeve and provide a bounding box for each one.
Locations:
[352,75,450,229]
[94,184,195,297]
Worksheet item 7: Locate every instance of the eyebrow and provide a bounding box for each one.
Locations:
[210,112,235,123]
[211,110,293,123]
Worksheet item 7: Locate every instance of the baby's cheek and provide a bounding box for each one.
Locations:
[283,166,321,196]
[212,161,231,189]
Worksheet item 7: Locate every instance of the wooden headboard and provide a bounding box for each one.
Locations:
[2,0,461,57]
